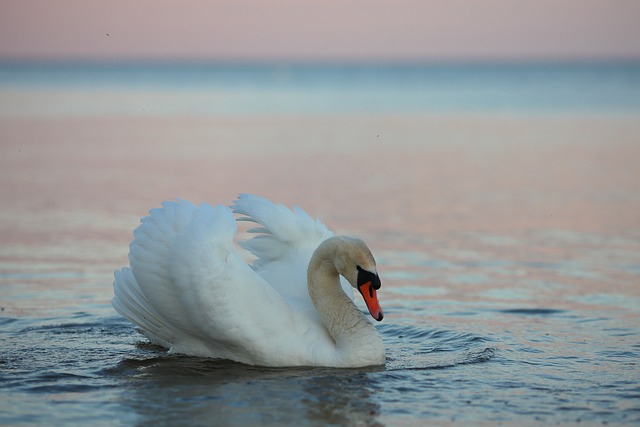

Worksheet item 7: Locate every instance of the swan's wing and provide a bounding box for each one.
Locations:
[125,199,201,336]
[115,200,321,364]
[232,194,353,303]
[165,203,323,364]
[232,194,333,267]
[113,266,174,348]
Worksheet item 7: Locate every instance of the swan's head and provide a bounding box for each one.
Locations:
[331,237,384,322]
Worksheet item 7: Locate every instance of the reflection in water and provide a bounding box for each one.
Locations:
[302,372,381,427]
[110,354,384,427]
[103,321,496,426]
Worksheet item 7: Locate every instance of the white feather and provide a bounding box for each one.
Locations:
[112,195,382,367]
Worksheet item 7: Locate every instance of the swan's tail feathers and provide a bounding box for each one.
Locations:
[112,267,173,348]
[231,194,333,266]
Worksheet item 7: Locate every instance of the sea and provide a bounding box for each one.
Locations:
[1,62,639,426]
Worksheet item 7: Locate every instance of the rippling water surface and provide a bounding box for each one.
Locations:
[1,64,640,426]
[2,207,639,426]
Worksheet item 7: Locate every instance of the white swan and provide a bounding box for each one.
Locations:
[112,194,385,367]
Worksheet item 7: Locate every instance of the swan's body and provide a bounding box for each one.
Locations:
[112,194,385,367]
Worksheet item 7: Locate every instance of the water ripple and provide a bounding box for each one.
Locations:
[498,308,567,316]
[379,323,496,370]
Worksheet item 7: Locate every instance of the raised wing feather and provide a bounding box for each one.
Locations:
[115,200,329,365]
[126,200,199,335]
[232,194,333,267]
[167,203,309,362]
[231,194,353,305]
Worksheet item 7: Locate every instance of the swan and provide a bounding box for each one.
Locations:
[112,194,385,367]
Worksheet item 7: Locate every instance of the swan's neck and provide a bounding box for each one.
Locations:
[307,253,383,366]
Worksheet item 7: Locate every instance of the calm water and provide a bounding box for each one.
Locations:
[1,63,640,426]
[1,62,640,115]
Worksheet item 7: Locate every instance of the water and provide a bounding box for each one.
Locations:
[1,63,640,426]
[1,62,640,115]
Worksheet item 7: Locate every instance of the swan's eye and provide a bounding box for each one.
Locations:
[356,265,381,290]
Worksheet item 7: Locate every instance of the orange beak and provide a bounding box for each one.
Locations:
[358,281,384,321]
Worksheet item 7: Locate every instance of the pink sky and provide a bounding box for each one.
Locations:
[1,0,639,62]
